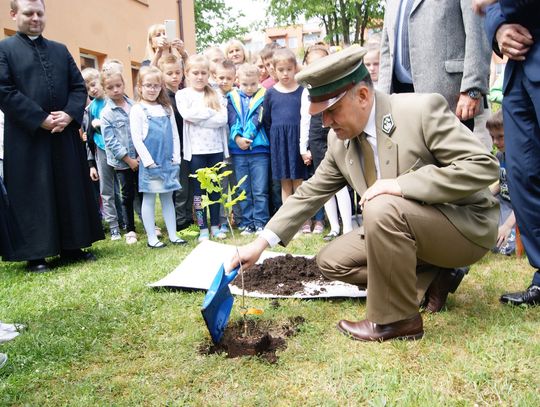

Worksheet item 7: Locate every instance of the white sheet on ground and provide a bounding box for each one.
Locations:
[149,240,366,298]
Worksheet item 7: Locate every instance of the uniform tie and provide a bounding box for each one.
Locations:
[359,132,377,187]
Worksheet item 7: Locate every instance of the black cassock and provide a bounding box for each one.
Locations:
[0,32,103,261]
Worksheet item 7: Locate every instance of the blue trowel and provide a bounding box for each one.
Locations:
[201,264,239,344]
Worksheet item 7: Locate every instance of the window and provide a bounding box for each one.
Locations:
[275,38,286,47]
[80,53,98,70]
[288,36,298,49]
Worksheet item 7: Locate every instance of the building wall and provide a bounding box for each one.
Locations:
[0,0,195,96]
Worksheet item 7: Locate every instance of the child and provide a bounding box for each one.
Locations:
[263,48,308,207]
[82,68,122,240]
[204,46,226,87]
[158,54,195,234]
[364,45,380,89]
[130,66,185,248]
[299,44,352,240]
[260,42,282,89]
[227,64,270,235]
[213,59,236,96]
[213,59,241,233]
[224,39,247,68]
[101,65,140,245]
[176,55,229,242]
[487,110,516,255]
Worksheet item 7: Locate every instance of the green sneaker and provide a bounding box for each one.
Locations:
[178,224,199,238]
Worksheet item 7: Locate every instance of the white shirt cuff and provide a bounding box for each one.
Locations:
[259,228,281,247]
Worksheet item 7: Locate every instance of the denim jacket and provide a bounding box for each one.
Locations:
[101,96,137,170]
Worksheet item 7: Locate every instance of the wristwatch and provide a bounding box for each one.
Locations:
[467,88,482,100]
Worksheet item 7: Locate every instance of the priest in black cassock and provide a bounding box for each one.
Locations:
[0,0,103,272]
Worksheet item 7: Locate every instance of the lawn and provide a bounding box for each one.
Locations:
[0,227,539,406]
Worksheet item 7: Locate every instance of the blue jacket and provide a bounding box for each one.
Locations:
[101,96,137,170]
[485,0,540,92]
[227,87,269,155]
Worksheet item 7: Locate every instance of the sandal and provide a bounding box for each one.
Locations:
[147,241,166,249]
[323,231,339,241]
[170,237,187,245]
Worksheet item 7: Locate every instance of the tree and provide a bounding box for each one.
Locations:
[194,0,250,52]
[267,0,384,46]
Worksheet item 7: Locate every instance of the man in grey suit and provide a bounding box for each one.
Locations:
[230,46,499,342]
[378,0,491,131]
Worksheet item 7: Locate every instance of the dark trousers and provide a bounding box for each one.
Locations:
[174,158,194,229]
[502,64,540,285]
[116,169,140,233]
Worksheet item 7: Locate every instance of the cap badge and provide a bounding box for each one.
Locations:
[381,114,395,135]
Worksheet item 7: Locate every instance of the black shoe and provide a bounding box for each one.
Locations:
[26,259,49,273]
[500,285,540,306]
[60,249,97,263]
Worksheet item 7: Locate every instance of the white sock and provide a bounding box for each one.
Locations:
[141,193,158,245]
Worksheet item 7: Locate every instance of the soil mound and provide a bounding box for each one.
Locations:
[232,254,329,295]
[200,317,305,363]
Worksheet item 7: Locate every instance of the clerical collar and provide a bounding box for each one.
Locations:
[27,35,39,40]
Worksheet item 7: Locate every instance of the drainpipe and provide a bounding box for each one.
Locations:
[177,0,185,40]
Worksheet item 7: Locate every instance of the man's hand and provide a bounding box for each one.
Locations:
[471,0,497,15]
[496,24,533,61]
[41,114,55,131]
[228,237,269,273]
[456,93,481,121]
[50,111,73,133]
[359,179,402,207]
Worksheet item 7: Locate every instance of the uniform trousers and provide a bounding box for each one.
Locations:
[317,195,487,324]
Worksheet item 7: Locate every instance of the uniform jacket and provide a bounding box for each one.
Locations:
[379,0,491,113]
[267,91,499,249]
[485,0,540,92]
[227,87,269,155]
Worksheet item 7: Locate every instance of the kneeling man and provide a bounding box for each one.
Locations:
[230,46,499,342]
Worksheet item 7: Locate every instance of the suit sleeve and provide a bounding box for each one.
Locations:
[485,4,506,57]
[397,94,499,203]
[377,11,393,94]
[459,0,491,94]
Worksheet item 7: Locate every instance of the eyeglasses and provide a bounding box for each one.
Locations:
[142,84,162,90]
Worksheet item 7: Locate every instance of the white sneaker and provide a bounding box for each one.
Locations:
[110,228,121,241]
[125,231,138,245]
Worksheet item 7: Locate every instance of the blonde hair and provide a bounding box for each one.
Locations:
[144,23,165,61]
[184,55,222,111]
[100,64,124,89]
[136,66,171,112]
[272,48,297,68]
[81,67,100,84]
[486,109,504,131]
[158,54,183,72]
[224,39,248,64]
[237,63,259,79]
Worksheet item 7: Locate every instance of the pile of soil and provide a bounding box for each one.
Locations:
[200,316,305,363]
[232,254,330,296]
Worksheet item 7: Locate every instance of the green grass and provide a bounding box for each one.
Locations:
[1,226,539,406]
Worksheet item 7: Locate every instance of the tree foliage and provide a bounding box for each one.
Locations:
[267,0,384,46]
[194,0,250,52]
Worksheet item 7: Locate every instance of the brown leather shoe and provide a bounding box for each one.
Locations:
[336,314,423,342]
[423,267,469,313]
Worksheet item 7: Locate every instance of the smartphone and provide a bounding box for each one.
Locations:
[164,20,177,41]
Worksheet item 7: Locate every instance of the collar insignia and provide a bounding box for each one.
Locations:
[381,114,395,135]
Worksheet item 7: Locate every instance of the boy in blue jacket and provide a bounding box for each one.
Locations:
[227,64,270,235]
